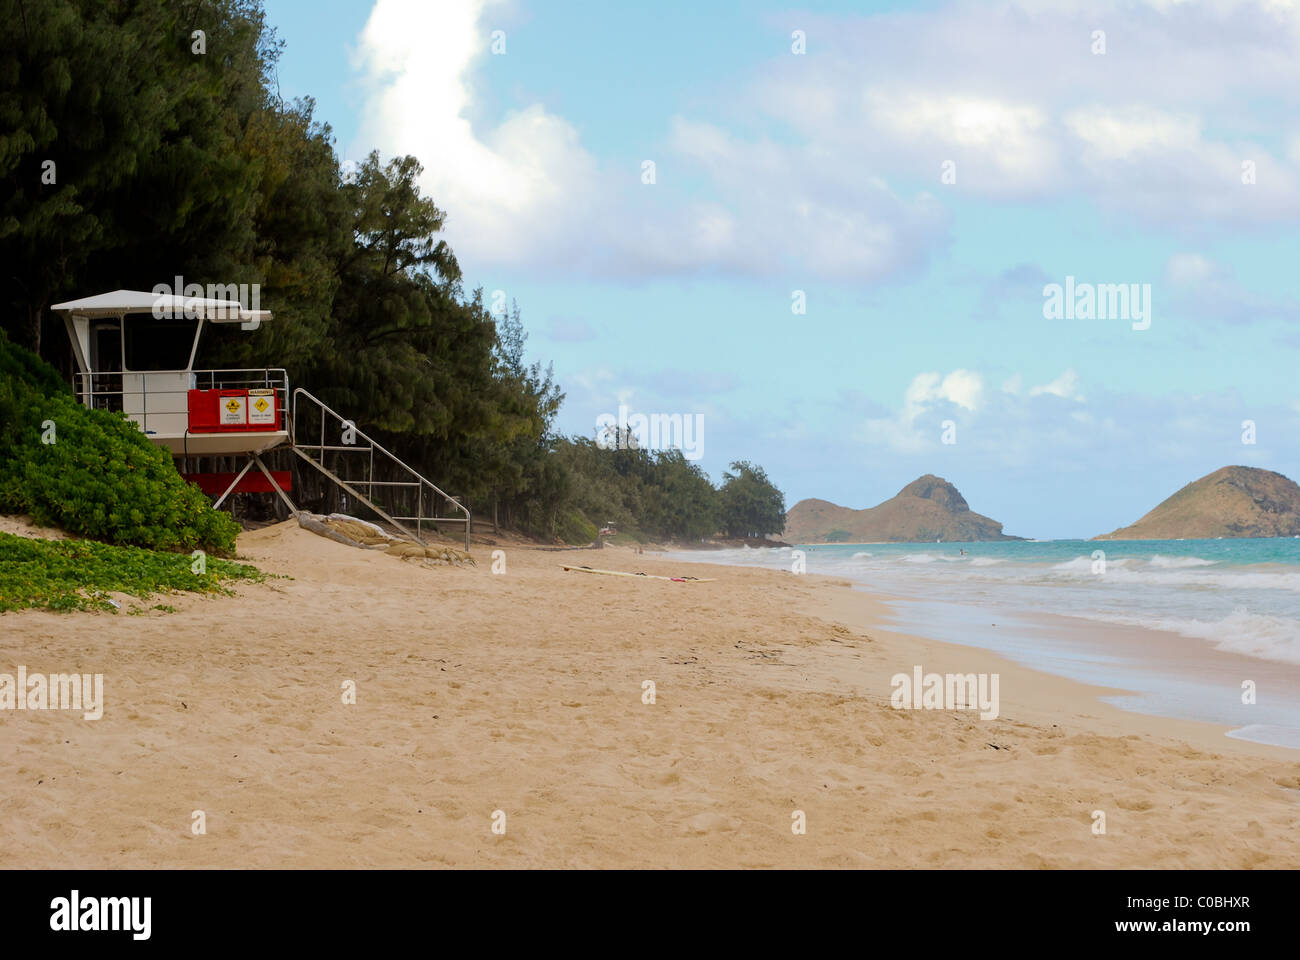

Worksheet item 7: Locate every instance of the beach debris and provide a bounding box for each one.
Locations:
[87,591,121,609]
[296,511,397,549]
[559,565,714,582]
[296,512,474,566]
[827,624,871,644]
[385,542,475,567]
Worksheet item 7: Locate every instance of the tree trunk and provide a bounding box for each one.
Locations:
[29,305,42,354]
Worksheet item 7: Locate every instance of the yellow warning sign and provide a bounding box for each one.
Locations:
[220,395,247,426]
[248,393,275,426]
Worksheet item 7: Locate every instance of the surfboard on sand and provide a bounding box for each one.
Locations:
[559,565,715,582]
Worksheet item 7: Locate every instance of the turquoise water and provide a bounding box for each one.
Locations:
[686,539,1300,665]
[667,538,1300,747]
[801,536,1300,566]
[800,535,1300,564]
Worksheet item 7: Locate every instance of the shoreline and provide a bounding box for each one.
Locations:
[663,541,1300,754]
[662,539,1300,761]
[2,520,1298,867]
[796,578,1299,761]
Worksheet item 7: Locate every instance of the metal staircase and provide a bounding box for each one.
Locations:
[289,388,471,550]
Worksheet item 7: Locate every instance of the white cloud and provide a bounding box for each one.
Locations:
[1166,252,1218,286]
[355,0,602,273]
[1164,252,1300,324]
[860,368,1095,453]
[860,370,985,452]
[865,93,1060,192]
[903,369,984,419]
[569,366,617,396]
[1063,106,1201,162]
[352,0,1300,280]
[663,118,948,280]
[1028,369,1084,401]
[352,0,948,281]
[843,363,1298,517]
[756,0,1300,224]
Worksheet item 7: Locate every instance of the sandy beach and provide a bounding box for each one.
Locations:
[2,519,1298,868]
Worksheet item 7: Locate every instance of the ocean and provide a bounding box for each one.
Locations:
[666,538,1300,748]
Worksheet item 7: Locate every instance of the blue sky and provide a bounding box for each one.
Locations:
[263,0,1300,538]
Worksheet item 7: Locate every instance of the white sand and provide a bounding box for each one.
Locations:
[1,519,1297,867]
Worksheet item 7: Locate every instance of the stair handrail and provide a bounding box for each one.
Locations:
[290,387,471,551]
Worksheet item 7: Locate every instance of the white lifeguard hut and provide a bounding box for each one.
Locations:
[53,289,285,457]
[51,289,471,549]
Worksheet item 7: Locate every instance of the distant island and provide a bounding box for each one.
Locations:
[784,474,1023,543]
[1096,465,1300,540]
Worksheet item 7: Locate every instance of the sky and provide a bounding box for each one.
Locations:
[262,0,1300,539]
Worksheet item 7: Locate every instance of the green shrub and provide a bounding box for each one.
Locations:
[0,532,263,612]
[0,332,240,553]
[554,508,598,545]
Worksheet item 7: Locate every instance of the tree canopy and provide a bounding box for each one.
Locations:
[719,461,787,538]
[0,0,785,544]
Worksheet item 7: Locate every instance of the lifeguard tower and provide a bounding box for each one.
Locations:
[51,289,471,549]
